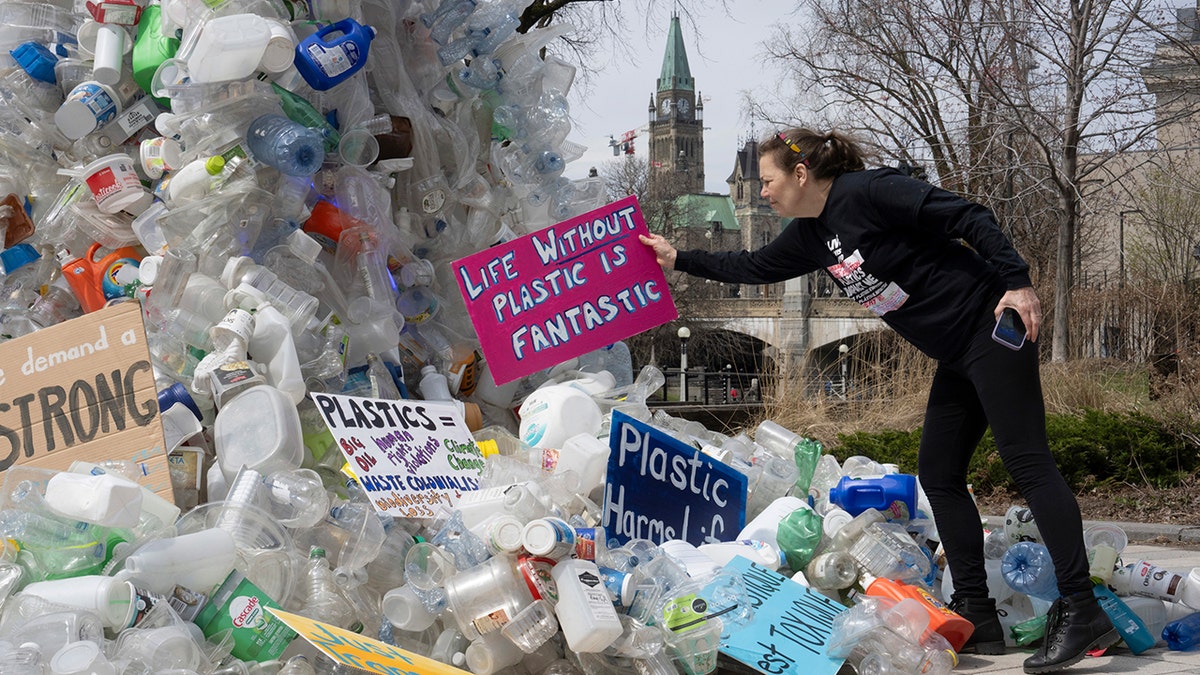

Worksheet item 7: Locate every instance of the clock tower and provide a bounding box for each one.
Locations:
[648,13,704,196]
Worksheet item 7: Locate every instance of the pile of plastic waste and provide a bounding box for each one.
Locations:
[3,0,1200,673]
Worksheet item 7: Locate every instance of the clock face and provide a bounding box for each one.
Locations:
[660,98,673,115]
[677,98,690,115]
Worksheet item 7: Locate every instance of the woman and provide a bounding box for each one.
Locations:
[640,129,1116,674]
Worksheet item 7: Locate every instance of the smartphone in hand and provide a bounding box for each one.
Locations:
[992,308,1027,350]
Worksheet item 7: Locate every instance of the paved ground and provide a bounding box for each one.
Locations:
[960,517,1200,674]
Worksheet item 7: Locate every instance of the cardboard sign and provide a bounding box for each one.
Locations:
[0,302,170,502]
[602,410,747,547]
[309,392,483,518]
[453,195,677,384]
[708,556,846,675]
[268,608,471,675]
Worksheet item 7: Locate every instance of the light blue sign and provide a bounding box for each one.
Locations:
[706,556,846,675]
[602,410,747,546]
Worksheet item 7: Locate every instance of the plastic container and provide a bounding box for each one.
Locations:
[444,555,534,640]
[213,384,305,481]
[294,18,377,90]
[50,641,116,675]
[521,517,576,559]
[1084,523,1127,585]
[863,575,975,652]
[43,472,143,529]
[246,114,325,176]
[1112,560,1189,603]
[185,14,272,83]
[383,584,439,631]
[55,81,122,139]
[74,153,145,214]
[1001,541,1059,601]
[1163,611,1200,651]
[754,420,822,493]
[1004,505,1042,544]
[164,155,224,206]
[21,576,154,630]
[736,495,810,546]
[119,528,238,594]
[61,243,143,313]
[551,558,624,653]
[848,521,932,585]
[1094,584,1155,654]
[829,473,918,522]
[805,550,858,590]
[518,384,602,449]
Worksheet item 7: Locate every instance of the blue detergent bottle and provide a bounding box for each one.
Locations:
[828,473,918,521]
[1094,584,1156,654]
[294,18,376,91]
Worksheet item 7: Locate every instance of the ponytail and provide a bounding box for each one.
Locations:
[760,128,867,180]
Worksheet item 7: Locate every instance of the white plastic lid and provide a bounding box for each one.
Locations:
[138,255,162,286]
[490,518,524,553]
[521,520,559,556]
[55,96,104,140]
[51,641,113,675]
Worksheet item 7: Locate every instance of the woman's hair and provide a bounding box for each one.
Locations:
[759,128,867,180]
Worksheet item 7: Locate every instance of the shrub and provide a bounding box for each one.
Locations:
[830,409,1200,493]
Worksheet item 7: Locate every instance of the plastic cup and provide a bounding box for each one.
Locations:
[405,542,458,591]
[51,641,116,675]
[260,18,297,74]
[55,80,123,139]
[337,128,380,167]
[139,137,183,179]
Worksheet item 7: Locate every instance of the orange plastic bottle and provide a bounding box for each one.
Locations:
[863,574,975,652]
[61,243,143,313]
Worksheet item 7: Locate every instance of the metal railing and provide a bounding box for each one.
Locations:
[650,368,766,405]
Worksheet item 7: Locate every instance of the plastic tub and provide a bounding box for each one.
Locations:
[185,14,272,83]
[72,153,145,214]
[213,384,304,481]
[55,81,122,139]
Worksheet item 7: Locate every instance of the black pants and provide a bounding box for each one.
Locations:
[917,313,1091,600]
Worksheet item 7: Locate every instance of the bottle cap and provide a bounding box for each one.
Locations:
[204,156,226,175]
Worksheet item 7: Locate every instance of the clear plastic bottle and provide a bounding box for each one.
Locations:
[1001,541,1060,601]
[805,550,859,590]
[753,420,822,495]
[246,114,325,176]
[301,547,362,632]
[277,655,317,675]
[221,256,319,329]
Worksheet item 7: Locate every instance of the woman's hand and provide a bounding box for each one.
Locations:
[995,287,1041,343]
[639,233,678,270]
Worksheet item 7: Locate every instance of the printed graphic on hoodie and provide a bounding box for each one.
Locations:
[825,240,908,316]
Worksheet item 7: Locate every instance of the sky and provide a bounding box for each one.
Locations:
[562,2,788,194]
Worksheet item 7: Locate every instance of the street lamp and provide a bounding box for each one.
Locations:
[838,343,849,399]
[1119,209,1142,289]
[677,326,691,401]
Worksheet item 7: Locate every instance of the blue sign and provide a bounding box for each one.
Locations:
[706,556,846,675]
[602,410,747,546]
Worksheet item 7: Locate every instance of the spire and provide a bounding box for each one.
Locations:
[657,14,694,92]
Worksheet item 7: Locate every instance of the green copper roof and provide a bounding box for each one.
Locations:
[658,15,694,92]
[671,194,739,230]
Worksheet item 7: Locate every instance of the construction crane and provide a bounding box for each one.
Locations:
[608,124,650,156]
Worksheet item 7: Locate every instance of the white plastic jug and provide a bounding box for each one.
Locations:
[44,472,143,529]
[22,576,148,630]
[518,384,601,450]
[184,14,272,83]
[550,558,623,653]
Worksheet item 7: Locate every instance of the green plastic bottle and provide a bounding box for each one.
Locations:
[1011,614,1047,646]
[271,83,341,152]
[776,504,823,572]
[132,5,180,107]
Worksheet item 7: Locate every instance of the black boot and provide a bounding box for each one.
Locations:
[1023,590,1119,674]
[948,596,1006,655]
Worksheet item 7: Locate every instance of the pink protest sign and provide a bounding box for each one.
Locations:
[453,195,677,385]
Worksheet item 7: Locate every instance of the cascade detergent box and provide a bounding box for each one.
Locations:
[193,570,296,661]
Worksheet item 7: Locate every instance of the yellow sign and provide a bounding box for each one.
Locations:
[267,609,471,675]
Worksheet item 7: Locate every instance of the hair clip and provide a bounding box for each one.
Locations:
[777,133,803,155]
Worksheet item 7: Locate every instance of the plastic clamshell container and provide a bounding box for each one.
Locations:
[213,384,303,480]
